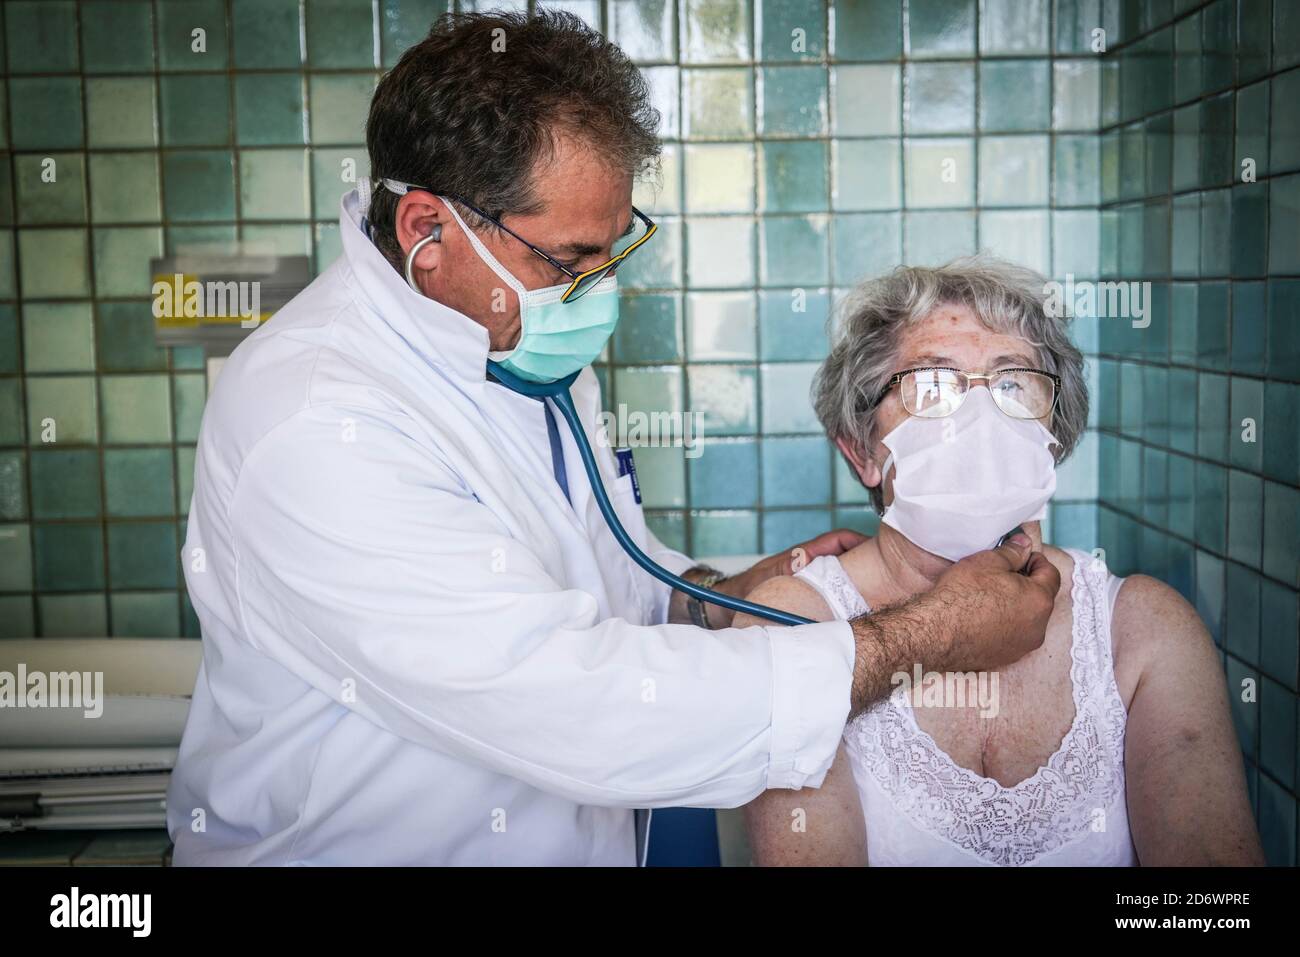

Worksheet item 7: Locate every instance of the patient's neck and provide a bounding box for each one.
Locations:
[838,521,1044,610]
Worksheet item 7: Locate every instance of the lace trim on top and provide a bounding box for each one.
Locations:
[839,548,1130,867]
[797,555,871,619]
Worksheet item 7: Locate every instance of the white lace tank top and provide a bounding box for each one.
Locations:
[794,548,1137,867]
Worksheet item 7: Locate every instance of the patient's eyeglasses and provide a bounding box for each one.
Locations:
[870,367,1061,420]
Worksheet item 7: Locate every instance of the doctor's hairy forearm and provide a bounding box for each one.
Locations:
[725,533,1060,716]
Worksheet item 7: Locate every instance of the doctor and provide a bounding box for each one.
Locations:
[167,10,1061,865]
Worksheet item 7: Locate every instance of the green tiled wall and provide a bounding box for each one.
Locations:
[0,0,424,643]
[0,0,1295,859]
[609,0,1104,558]
[1091,0,1300,865]
[0,0,1106,642]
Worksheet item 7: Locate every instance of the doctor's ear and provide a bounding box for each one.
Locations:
[395,191,447,274]
[835,436,881,490]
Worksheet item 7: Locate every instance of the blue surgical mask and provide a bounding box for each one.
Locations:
[438,201,620,384]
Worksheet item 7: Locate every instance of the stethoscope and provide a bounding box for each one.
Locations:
[403,223,810,627]
[485,359,814,627]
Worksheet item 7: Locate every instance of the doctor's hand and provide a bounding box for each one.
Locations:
[740,527,867,586]
[773,528,869,577]
[686,528,868,629]
[845,533,1061,716]
[925,533,1062,672]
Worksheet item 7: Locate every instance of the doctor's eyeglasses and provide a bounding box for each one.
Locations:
[450,195,656,302]
[871,367,1061,420]
[380,179,655,303]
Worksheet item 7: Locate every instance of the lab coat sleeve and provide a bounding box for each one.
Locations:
[640,528,696,625]
[223,405,855,808]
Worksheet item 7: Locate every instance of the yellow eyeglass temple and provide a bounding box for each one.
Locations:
[560,221,659,302]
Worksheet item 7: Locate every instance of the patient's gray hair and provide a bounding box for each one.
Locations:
[813,254,1089,514]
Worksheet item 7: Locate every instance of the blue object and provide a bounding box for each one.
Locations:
[542,401,571,504]
[645,808,722,867]
[485,360,814,628]
[614,447,641,503]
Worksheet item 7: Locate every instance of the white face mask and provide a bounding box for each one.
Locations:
[876,387,1058,562]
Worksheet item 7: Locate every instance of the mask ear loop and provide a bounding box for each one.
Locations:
[402,225,443,292]
[860,435,894,513]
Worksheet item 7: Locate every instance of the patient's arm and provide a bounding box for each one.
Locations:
[743,742,868,866]
[1115,575,1265,865]
[735,576,869,866]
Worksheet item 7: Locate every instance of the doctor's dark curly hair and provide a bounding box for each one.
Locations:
[365,9,661,266]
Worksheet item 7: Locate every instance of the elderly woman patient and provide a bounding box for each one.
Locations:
[737,256,1263,867]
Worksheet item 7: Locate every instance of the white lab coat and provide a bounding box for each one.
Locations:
[165,191,855,865]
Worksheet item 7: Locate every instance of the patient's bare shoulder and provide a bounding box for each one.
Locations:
[1110,573,1213,655]
[734,575,836,628]
[1037,543,1198,649]
[1109,573,1216,705]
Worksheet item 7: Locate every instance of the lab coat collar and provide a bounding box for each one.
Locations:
[339,188,492,385]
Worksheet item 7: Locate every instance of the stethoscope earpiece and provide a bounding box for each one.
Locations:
[402,225,443,290]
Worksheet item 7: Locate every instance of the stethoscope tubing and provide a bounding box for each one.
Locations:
[484,360,814,627]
